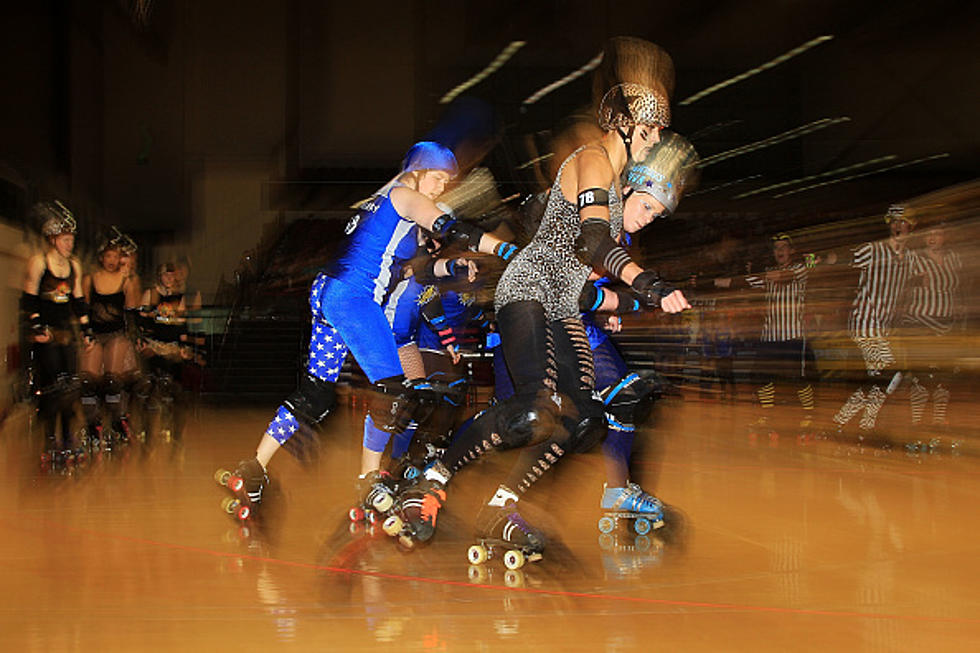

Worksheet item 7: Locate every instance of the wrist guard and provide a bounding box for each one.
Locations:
[631,270,676,307]
[493,241,518,261]
[71,296,90,319]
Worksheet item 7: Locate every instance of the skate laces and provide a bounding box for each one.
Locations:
[623,482,662,513]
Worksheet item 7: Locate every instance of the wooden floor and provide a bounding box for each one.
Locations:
[1,393,979,652]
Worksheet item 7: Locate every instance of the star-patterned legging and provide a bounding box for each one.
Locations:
[264,272,404,445]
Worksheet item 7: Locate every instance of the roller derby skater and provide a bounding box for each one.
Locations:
[80,228,141,454]
[24,200,94,472]
[216,141,516,525]
[404,38,691,563]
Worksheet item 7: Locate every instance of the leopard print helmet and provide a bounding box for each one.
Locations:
[35,200,77,237]
[598,83,671,131]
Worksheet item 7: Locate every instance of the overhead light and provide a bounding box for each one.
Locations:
[522,52,604,106]
[688,174,763,197]
[734,156,897,199]
[680,35,834,106]
[440,41,526,104]
[516,153,554,170]
[772,153,950,198]
[698,117,850,168]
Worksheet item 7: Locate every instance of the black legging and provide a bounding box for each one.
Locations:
[34,340,77,448]
[441,300,604,494]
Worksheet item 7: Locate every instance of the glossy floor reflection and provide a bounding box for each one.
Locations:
[1,394,979,652]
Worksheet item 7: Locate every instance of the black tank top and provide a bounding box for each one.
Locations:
[38,258,76,330]
[91,277,126,334]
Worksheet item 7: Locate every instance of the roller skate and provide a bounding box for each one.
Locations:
[114,417,132,446]
[381,477,446,549]
[214,458,269,522]
[82,423,103,451]
[598,482,664,536]
[466,498,545,570]
[349,470,399,527]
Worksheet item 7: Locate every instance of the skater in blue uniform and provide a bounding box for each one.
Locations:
[223,142,517,512]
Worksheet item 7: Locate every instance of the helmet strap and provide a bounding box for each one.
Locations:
[617,125,637,167]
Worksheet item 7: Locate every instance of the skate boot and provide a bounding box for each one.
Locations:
[83,423,103,450]
[467,501,545,570]
[114,417,132,446]
[349,470,398,525]
[599,482,665,535]
[385,478,446,545]
[214,458,269,522]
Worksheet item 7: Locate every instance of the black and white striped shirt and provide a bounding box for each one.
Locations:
[746,263,808,342]
[906,249,962,334]
[847,241,912,338]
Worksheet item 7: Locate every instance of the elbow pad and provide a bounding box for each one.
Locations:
[20,291,41,317]
[578,284,605,313]
[574,218,634,278]
[432,214,484,250]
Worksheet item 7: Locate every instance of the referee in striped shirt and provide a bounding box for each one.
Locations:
[831,204,915,438]
[743,234,817,438]
[902,220,964,434]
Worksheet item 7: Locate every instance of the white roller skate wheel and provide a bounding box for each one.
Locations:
[382,514,403,536]
[598,516,616,534]
[503,569,525,588]
[372,491,394,512]
[503,549,525,570]
[634,517,651,536]
[467,544,489,565]
[467,565,488,583]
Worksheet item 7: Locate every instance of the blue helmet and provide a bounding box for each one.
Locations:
[401,141,458,178]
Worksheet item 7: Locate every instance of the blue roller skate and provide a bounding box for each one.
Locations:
[598,482,665,536]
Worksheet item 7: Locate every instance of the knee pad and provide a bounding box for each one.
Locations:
[283,372,336,426]
[567,414,608,454]
[495,393,558,449]
[601,372,655,429]
[80,374,100,405]
[103,374,123,405]
[132,374,153,400]
[368,375,418,433]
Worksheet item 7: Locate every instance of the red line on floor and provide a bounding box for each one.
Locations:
[4,512,978,626]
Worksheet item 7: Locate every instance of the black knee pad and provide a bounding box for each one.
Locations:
[80,374,100,400]
[283,371,336,426]
[566,414,608,454]
[368,375,418,433]
[132,374,153,400]
[494,393,558,449]
[103,374,123,405]
[601,372,655,428]
[153,371,176,402]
